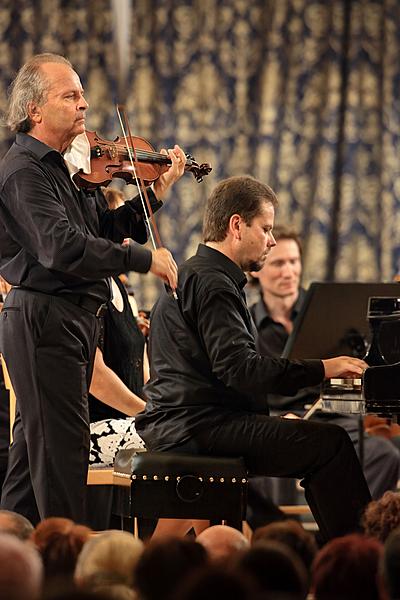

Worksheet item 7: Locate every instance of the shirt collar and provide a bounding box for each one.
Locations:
[196,244,248,290]
[252,287,306,329]
[15,132,59,160]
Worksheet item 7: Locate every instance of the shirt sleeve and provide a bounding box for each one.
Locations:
[195,283,324,397]
[96,187,163,244]
[1,164,152,278]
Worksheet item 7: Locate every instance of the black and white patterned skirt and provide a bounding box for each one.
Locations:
[89,417,146,466]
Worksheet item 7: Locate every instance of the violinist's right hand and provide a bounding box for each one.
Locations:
[150,247,178,291]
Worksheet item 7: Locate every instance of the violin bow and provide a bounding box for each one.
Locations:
[116,105,178,299]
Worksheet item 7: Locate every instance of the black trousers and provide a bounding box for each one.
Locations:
[173,413,372,542]
[0,288,99,524]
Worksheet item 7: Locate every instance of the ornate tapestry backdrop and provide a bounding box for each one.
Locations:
[1,0,400,306]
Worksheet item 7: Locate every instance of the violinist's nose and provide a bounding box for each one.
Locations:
[78,93,89,111]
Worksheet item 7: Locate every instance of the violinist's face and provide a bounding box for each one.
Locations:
[237,201,276,272]
[28,62,89,153]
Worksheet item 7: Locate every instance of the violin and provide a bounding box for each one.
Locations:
[74,130,212,189]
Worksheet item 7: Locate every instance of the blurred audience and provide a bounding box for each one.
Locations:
[381,527,400,600]
[31,517,91,586]
[133,537,207,600]
[0,508,34,540]
[311,533,382,600]
[75,530,142,596]
[196,524,249,564]
[175,565,256,600]
[0,532,43,600]
[362,491,400,543]
[237,539,308,599]
[252,518,317,575]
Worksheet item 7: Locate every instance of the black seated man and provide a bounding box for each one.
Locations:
[136,175,372,542]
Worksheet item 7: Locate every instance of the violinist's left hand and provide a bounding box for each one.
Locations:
[153,144,186,201]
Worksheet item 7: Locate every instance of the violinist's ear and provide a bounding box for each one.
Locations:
[27,102,42,124]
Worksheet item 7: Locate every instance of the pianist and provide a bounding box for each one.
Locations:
[250,225,400,500]
[136,176,371,542]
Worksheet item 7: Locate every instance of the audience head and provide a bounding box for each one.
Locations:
[31,517,91,583]
[134,536,207,600]
[0,532,43,599]
[362,491,400,543]
[311,533,382,600]
[175,565,256,600]
[381,527,400,600]
[196,524,249,564]
[75,530,143,592]
[252,519,317,573]
[237,539,308,599]
[0,509,34,540]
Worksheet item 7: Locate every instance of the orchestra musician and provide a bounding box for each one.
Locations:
[0,53,184,524]
[136,175,372,542]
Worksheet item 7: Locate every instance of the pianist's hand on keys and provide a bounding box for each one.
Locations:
[322,356,368,379]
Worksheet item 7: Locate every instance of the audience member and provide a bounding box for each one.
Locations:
[196,524,249,564]
[0,508,34,540]
[175,566,256,600]
[133,537,207,600]
[381,527,400,600]
[362,491,400,543]
[75,530,143,593]
[31,517,91,586]
[311,533,382,600]
[0,532,43,600]
[237,539,308,599]
[252,519,317,574]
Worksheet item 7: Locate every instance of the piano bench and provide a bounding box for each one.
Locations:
[112,450,248,531]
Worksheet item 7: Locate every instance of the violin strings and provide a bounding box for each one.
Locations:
[115,107,157,251]
[96,142,190,165]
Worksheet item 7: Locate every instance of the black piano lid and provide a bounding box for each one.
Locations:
[282,282,400,362]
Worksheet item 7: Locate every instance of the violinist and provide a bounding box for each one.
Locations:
[0,53,184,524]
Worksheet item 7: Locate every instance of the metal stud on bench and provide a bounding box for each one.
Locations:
[112,449,248,532]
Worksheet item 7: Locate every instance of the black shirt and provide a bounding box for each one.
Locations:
[135,244,325,450]
[251,289,306,357]
[250,289,320,412]
[0,133,159,301]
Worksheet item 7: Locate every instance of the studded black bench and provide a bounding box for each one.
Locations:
[112,449,248,532]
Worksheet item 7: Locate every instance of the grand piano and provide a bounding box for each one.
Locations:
[282,282,400,417]
[322,296,400,416]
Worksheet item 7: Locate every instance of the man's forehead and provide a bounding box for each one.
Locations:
[40,62,82,90]
[257,201,275,220]
[268,238,301,260]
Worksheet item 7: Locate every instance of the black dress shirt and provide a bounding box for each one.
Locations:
[250,289,320,411]
[0,133,159,302]
[135,244,325,450]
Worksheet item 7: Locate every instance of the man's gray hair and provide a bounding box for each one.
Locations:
[5,53,72,133]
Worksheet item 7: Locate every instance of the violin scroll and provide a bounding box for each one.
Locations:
[184,153,212,183]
